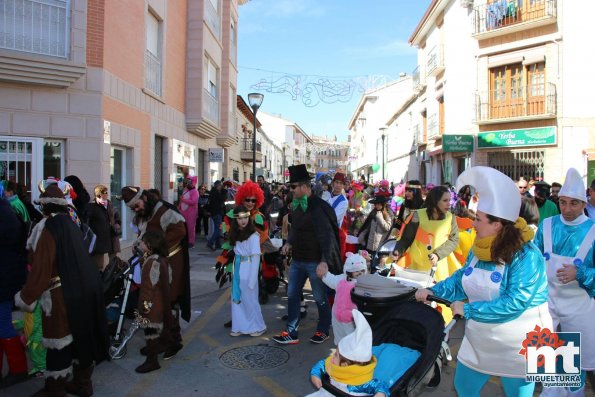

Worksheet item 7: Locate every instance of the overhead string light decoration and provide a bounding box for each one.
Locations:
[243,67,392,108]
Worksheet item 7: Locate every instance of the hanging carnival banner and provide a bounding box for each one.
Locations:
[244,67,392,108]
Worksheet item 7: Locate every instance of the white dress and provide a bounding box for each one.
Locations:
[231,232,266,334]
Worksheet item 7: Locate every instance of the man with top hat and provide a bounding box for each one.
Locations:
[121,186,190,360]
[272,164,341,345]
[15,183,108,397]
[534,168,595,397]
[532,181,559,224]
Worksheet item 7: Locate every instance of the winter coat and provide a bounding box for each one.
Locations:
[86,200,121,255]
[358,208,394,252]
[0,199,27,302]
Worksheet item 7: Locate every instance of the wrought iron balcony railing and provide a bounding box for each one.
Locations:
[474,82,557,123]
[472,0,557,36]
[144,50,162,96]
[241,138,261,152]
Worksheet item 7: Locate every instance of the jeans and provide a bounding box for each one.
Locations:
[0,301,17,338]
[207,214,222,248]
[286,260,330,338]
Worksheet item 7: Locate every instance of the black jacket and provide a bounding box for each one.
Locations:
[288,195,342,275]
[86,201,120,255]
[0,199,27,303]
[207,188,226,216]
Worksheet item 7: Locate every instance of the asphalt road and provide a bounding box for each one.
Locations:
[3,240,593,397]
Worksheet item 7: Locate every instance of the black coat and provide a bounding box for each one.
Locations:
[207,188,225,216]
[0,199,27,303]
[86,201,120,255]
[289,195,342,275]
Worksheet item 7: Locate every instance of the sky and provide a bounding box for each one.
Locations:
[237,0,432,142]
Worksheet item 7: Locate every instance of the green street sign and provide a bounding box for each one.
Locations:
[443,135,474,152]
[478,127,556,148]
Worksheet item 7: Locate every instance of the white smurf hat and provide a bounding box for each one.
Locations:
[338,310,372,362]
[456,166,520,222]
[559,168,586,203]
[344,252,367,273]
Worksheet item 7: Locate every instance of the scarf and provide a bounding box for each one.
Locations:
[324,355,377,386]
[232,254,242,304]
[292,195,308,211]
[471,217,534,261]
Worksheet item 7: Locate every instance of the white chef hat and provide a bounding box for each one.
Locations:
[343,252,368,274]
[338,310,372,363]
[559,168,586,203]
[456,166,520,222]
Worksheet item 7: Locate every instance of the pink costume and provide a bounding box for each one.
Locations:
[178,176,199,246]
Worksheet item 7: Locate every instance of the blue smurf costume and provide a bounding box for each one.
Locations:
[534,168,594,397]
[307,310,390,397]
[428,166,553,397]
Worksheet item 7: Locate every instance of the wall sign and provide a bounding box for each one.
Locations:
[478,127,556,149]
[208,148,224,163]
[443,135,474,152]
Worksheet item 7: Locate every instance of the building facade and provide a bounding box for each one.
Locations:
[311,135,349,175]
[0,0,246,243]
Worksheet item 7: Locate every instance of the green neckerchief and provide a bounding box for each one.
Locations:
[292,195,308,212]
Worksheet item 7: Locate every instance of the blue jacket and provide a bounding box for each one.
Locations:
[534,215,595,297]
[430,242,549,322]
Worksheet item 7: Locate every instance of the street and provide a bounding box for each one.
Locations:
[2,241,593,397]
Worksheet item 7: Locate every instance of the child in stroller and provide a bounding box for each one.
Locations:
[308,310,391,397]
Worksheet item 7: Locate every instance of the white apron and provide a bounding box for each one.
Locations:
[457,257,553,377]
[543,217,595,370]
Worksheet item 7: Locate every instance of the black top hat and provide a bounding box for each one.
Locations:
[288,164,312,184]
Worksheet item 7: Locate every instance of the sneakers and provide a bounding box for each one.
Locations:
[249,329,267,337]
[271,331,299,345]
[229,331,242,337]
[309,332,329,344]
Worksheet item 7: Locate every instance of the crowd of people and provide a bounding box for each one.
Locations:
[1,163,593,396]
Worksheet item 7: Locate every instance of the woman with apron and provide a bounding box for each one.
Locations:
[416,166,553,397]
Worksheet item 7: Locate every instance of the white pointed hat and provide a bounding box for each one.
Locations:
[338,310,372,362]
[456,166,520,222]
[559,168,586,203]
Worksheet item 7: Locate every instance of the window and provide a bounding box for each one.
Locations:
[207,59,218,98]
[488,150,545,181]
[203,57,219,124]
[230,19,237,65]
[0,0,70,58]
[490,61,547,118]
[145,11,162,96]
[205,0,220,39]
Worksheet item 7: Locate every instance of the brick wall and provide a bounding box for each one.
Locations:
[87,0,104,67]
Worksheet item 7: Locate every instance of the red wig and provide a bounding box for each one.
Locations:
[234,180,265,209]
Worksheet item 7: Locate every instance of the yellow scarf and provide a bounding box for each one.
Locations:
[471,217,534,261]
[324,355,377,385]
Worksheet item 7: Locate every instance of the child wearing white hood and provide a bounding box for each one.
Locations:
[317,252,368,344]
[307,309,389,397]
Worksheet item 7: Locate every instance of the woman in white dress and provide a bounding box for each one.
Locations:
[228,206,266,337]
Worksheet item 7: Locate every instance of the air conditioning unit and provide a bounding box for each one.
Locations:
[460,0,473,7]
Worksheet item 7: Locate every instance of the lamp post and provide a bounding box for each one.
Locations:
[248,92,264,181]
[380,126,387,180]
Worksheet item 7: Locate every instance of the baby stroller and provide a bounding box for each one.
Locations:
[102,254,142,359]
[322,296,458,397]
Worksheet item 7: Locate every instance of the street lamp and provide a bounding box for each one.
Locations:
[248,92,264,181]
[380,126,387,180]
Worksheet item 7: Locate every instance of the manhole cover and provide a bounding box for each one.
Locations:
[219,345,289,370]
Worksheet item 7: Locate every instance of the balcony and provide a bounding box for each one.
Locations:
[216,113,238,147]
[472,0,557,39]
[203,89,219,126]
[413,124,424,144]
[144,50,162,96]
[412,65,426,92]
[204,0,220,40]
[240,138,262,162]
[426,45,444,77]
[474,82,557,124]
